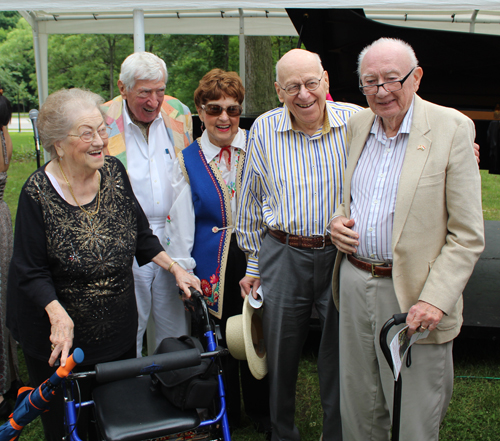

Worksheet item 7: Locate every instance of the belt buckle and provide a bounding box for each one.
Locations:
[311,235,326,250]
[371,262,385,278]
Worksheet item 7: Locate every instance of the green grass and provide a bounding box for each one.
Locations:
[2,140,500,441]
[481,170,500,220]
[440,338,500,440]
[4,132,38,224]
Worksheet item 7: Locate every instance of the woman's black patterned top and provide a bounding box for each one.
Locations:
[7,156,163,365]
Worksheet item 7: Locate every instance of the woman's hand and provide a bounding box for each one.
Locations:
[152,251,201,299]
[45,300,74,367]
[170,264,202,300]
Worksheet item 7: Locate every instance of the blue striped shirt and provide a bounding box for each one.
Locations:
[350,99,415,261]
[236,101,362,277]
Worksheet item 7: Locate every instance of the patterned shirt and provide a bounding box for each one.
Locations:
[236,101,362,278]
[350,99,414,261]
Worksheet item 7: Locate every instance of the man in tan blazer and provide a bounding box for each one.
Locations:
[329,38,484,441]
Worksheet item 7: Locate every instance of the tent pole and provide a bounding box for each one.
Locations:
[133,9,145,52]
[239,8,246,115]
[470,9,479,33]
[21,12,51,163]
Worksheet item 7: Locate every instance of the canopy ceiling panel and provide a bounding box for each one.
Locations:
[32,9,297,36]
[4,4,500,37]
[2,0,500,10]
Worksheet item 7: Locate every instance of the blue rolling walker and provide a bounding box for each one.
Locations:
[62,289,231,441]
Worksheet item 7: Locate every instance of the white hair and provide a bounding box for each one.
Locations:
[38,88,104,157]
[357,38,419,77]
[119,52,168,90]
[275,50,324,83]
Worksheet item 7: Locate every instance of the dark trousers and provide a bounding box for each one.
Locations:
[209,236,270,430]
[259,234,341,441]
[24,343,136,441]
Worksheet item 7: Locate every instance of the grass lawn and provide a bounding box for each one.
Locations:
[2,133,500,440]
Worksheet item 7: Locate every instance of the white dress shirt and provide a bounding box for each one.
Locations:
[122,101,174,236]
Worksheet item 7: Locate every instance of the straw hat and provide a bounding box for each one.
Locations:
[226,295,267,380]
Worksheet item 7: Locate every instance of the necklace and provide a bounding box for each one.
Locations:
[58,159,101,217]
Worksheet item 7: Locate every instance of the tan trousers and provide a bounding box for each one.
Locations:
[338,256,453,441]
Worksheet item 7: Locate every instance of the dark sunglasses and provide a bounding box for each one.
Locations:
[201,104,243,117]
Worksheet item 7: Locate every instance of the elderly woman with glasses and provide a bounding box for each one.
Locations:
[163,69,271,435]
[7,88,200,441]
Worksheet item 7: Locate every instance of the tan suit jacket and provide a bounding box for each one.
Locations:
[332,95,485,344]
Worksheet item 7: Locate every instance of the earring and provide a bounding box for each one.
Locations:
[200,121,205,132]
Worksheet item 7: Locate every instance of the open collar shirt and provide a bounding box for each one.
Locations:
[236,101,362,278]
[122,101,174,236]
[350,98,415,261]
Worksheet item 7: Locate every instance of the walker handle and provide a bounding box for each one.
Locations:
[50,348,85,386]
[95,348,201,383]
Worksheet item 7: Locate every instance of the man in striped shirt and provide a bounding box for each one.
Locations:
[236,48,362,441]
[330,38,484,441]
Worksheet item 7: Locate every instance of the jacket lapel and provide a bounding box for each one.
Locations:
[392,95,432,249]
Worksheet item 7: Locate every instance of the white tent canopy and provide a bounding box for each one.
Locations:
[2,1,500,106]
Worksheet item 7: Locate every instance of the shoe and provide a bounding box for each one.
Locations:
[0,399,12,419]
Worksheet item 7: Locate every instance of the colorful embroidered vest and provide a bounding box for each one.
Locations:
[180,136,246,319]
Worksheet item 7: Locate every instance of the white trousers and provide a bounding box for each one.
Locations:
[339,256,453,441]
[133,258,189,357]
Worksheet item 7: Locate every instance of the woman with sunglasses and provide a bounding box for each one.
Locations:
[164,69,271,436]
[7,88,200,441]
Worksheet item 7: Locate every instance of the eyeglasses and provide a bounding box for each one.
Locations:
[277,71,325,96]
[67,126,111,143]
[201,104,243,117]
[359,67,416,96]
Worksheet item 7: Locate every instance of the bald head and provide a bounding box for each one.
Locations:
[273,49,330,136]
[275,49,323,83]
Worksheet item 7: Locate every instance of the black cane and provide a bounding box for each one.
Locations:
[380,312,408,441]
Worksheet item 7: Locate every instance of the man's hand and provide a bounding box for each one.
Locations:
[474,142,480,164]
[329,216,359,254]
[406,300,444,338]
[240,276,261,299]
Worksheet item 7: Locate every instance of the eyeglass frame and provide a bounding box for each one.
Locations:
[359,67,417,96]
[276,71,325,96]
[201,104,243,117]
[67,126,111,143]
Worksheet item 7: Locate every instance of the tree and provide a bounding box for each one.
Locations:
[244,36,276,116]
[212,35,229,71]
[0,11,21,44]
[0,18,37,109]
[48,34,133,100]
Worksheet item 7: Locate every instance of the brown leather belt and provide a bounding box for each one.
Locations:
[347,254,392,278]
[268,229,333,249]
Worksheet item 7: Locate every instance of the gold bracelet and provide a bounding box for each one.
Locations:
[168,260,178,273]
